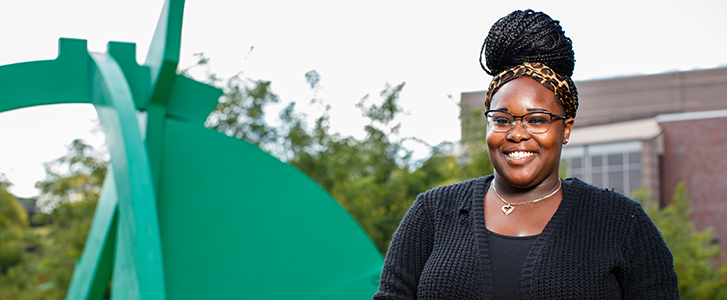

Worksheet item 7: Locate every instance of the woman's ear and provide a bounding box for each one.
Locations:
[562,118,575,145]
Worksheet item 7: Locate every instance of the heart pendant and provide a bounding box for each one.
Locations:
[501,204,514,215]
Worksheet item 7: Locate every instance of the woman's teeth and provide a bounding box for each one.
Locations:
[508,151,533,159]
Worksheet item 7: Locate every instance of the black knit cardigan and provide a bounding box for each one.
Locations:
[374,176,680,299]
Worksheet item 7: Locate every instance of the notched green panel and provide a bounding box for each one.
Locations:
[157,119,383,300]
[166,75,222,124]
[0,38,90,112]
[107,42,151,111]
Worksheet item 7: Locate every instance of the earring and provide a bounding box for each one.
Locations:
[563,139,569,145]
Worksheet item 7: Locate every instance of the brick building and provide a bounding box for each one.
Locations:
[460,66,727,255]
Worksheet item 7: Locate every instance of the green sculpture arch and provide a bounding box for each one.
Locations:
[0,0,383,299]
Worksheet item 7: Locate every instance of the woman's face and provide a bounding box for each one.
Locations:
[486,77,574,189]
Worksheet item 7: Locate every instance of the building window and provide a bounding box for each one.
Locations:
[561,141,642,196]
[562,156,583,179]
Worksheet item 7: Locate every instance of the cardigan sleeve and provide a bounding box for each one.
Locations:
[618,203,681,299]
[373,194,435,300]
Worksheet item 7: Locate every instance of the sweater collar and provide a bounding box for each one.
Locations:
[457,175,494,215]
[467,175,582,298]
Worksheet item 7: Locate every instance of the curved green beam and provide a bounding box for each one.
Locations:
[88,50,166,300]
[65,168,118,300]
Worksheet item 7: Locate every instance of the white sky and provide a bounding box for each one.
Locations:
[1,0,726,198]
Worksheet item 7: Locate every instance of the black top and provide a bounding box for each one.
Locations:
[487,229,539,299]
[374,176,680,299]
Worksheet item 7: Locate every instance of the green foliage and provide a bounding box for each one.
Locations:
[304,70,321,90]
[356,82,405,126]
[0,187,27,230]
[34,197,100,300]
[634,183,727,299]
[35,139,107,214]
[0,140,107,299]
[460,105,486,146]
[186,52,282,151]
[458,106,494,181]
[0,186,28,272]
[206,75,280,149]
[0,180,49,300]
[0,173,12,190]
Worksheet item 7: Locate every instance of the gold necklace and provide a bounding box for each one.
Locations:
[492,179,562,215]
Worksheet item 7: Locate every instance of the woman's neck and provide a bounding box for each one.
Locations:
[492,174,561,204]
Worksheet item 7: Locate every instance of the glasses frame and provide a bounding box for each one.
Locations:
[484,109,566,134]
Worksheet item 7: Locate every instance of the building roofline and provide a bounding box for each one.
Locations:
[461,66,727,95]
[566,118,661,146]
[656,109,727,123]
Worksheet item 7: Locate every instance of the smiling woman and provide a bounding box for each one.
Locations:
[375,9,680,300]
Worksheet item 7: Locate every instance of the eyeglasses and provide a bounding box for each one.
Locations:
[484,109,566,134]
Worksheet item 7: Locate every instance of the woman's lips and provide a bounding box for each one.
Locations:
[506,150,534,160]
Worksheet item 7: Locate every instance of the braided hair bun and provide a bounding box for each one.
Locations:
[480,9,575,77]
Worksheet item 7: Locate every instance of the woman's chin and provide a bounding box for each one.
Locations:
[497,174,540,189]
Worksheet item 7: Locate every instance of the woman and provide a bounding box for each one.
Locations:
[374,9,679,299]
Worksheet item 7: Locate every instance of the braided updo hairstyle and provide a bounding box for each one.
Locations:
[480,9,575,77]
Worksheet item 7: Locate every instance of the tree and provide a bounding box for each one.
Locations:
[0,173,12,190]
[0,139,108,300]
[0,181,28,273]
[183,52,282,153]
[458,105,494,181]
[206,75,280,150]
[34,139,107,214]
[634,183,727,299]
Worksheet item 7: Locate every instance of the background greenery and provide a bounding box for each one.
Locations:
[1,57,725,299]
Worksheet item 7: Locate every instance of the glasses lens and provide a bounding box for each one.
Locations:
[523,113,552,134]
[486,111,514,132]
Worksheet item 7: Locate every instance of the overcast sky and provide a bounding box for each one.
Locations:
[1,0,726,197]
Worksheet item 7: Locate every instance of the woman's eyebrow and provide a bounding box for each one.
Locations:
[527,108,548,112]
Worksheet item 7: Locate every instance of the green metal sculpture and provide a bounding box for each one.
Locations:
[0,1,383,299]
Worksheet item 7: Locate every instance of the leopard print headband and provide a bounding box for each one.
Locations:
[485,62,578,118]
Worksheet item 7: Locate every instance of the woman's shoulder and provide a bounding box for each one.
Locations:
[420,176,488,195]
[415,175,492,210]
[563,177,645,214]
